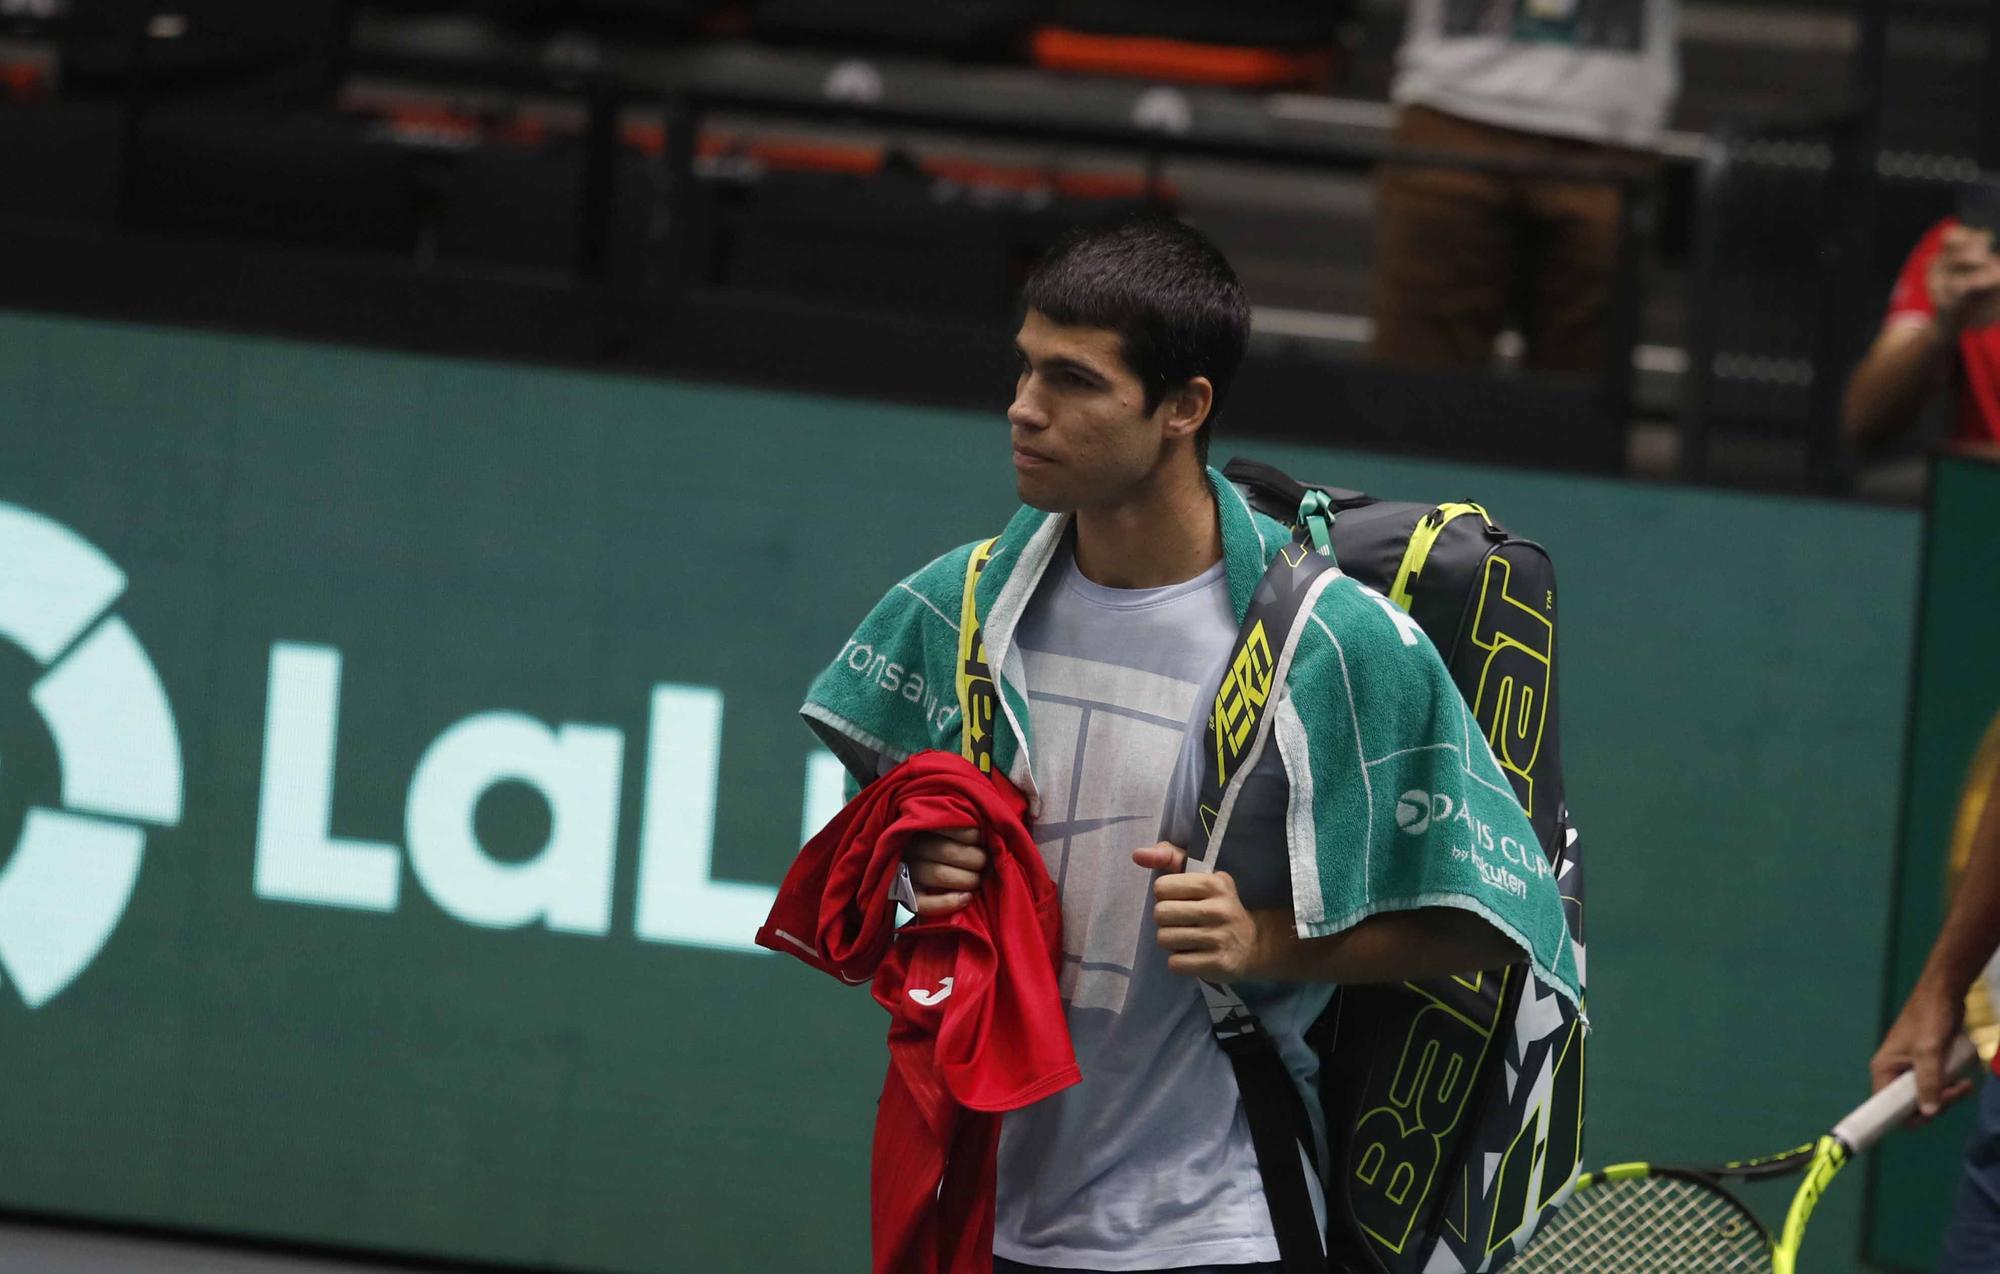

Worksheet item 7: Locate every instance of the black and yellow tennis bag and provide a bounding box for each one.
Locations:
[1216,457,1587,1273]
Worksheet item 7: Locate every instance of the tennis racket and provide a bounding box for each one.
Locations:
[1509,1034,1979,1273]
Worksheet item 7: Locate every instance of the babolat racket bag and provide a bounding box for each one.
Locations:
[1218,457,1587,1273]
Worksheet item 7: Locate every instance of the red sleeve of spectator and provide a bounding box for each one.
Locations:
[1887,219,1952,323]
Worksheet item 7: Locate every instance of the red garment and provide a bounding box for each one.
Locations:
[756,751,1079,1274]
[1886,218,2000,445]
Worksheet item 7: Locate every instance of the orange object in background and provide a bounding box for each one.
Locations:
[1031,26,1335,90]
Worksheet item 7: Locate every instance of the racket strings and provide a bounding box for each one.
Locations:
[1509,1175,1771,1272]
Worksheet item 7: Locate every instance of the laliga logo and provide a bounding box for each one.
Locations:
[0,500,837,996]
[0,505,182,1008]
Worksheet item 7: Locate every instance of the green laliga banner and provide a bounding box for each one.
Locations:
[0,309,1020,1272]
[1868,451,2000,1271]
[0,309,1923,1273]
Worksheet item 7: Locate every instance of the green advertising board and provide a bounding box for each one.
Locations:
[1868,451,2000,1271]
[0,308,1925,1272]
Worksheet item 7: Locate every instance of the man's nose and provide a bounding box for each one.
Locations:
[1008,384,1046,431]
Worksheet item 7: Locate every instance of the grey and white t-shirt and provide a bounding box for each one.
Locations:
[1393,0,1680,148]
[991,542,1332,1272]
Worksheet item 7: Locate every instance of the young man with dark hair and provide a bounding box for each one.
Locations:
[1015,217,1250,468]
[801,217,1580,1272]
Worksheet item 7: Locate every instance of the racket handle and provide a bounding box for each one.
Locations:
[1833,1034,1980,1154]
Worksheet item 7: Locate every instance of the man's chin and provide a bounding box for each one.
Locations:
[1014,474,1077,513]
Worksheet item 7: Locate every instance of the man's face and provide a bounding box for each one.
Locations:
[1008,310,1169,513]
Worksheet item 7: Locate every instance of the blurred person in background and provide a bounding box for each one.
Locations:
[1843,200,2000,455]
[1369,0,1679,376]
[1872,737,2000,1272]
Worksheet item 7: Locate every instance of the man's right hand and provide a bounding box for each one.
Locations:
[1927,224,2000,334]
[1869,973,1975,1122]
[903,827,989,916]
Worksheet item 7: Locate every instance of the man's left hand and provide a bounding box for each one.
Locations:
[1135,842,1263,981]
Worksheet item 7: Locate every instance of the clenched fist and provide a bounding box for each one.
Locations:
[1136,842,1264,981]
[903,827,988,916]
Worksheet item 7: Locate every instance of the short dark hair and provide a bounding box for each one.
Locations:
[1021,217,1250,464]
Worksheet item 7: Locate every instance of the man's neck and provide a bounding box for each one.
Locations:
[1071,462,1222,590]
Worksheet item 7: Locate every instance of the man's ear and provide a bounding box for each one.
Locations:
[1160,377,1214,443]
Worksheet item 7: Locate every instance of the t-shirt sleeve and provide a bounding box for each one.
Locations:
[800,544,975,785]
[1886,219,1951,325]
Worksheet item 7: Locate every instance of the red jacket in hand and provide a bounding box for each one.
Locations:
[756,750,1079,1274]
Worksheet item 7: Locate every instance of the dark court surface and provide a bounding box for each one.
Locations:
[0,1222,435,1273]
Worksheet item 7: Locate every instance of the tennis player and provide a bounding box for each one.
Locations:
[804,218,1577,1272]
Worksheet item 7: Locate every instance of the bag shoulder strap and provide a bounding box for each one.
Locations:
[957,537,999,772]
[1191,491,1348,1274]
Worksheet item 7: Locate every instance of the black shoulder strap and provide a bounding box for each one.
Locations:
[1188,490,1345,1274]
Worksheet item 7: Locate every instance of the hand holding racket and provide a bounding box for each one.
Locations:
[1510,1034,1979,1273]
[1872,974,1980,1121]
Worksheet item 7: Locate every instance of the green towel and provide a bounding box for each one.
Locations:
[802,468,1582,1013]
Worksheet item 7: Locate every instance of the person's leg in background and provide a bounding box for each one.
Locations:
[1517,154,1638,379]
[1368,104,1518,369]
[1941,1073,2000,1273]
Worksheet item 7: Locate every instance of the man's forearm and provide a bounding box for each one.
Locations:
[1843,320,1954,450]
[1919,782,2000,998]
[1247,905,1522,985]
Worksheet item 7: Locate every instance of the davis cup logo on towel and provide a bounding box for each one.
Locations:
[0,503,182,1008]
[1394,789,1434,835]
